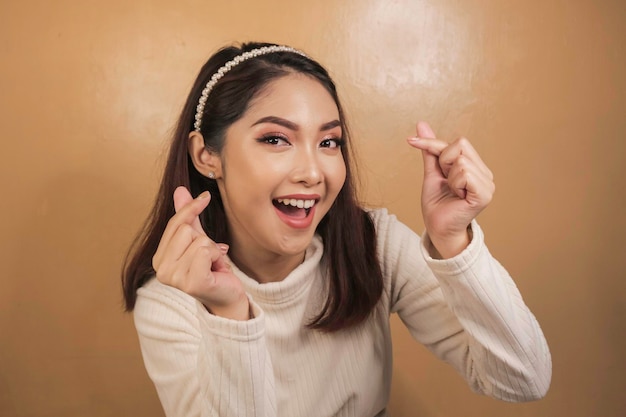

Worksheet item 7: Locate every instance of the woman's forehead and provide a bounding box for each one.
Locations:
[244,73,340,121]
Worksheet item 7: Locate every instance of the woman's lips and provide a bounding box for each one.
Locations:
[272,195,319,229]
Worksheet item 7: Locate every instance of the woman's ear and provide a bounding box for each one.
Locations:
[188,132,222,179]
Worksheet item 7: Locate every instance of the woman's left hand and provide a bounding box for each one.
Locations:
[407,121,495,258]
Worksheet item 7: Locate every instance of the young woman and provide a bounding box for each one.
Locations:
[122,42,551,417]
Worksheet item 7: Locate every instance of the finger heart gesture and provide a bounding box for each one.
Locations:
[407,121,495,258]
[152,186,250,320]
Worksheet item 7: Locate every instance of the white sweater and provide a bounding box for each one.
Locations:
[134,209,551,417]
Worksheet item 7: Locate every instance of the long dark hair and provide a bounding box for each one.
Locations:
[122,42,383,332]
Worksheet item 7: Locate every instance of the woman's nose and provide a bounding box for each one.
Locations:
[291,148,322,186]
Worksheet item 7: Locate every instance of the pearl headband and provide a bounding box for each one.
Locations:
[193,45,308,132]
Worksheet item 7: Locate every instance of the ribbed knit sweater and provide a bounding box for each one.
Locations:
[134,209,551,417]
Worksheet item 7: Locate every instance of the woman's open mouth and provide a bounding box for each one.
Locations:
[273,198,316,219]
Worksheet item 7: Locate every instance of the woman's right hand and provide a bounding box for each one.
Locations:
[152,186,250,321]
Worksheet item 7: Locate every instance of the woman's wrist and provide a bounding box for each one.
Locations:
[204,296,252,321]
[428,225,472,259]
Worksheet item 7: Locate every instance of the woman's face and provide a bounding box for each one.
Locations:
[217,73,346,266]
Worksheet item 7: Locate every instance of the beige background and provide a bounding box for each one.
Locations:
[1,0,624,416]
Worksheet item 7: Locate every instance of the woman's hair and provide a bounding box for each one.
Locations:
[122,42,384,332]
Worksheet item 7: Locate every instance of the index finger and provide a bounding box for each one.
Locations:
[407,136,448,156]
[439,137,493,180]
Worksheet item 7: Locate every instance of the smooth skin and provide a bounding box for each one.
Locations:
[198,74,346,283]
[153,79,495,321]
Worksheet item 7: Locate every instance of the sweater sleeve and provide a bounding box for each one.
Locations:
[376,211,552,402]
[133,279,276,417]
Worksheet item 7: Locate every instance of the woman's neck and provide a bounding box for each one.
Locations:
[228,245,306,284]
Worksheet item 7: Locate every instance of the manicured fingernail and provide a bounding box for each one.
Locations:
[217,243,229,254]
[408,136,421,142]
[198,191,210,199]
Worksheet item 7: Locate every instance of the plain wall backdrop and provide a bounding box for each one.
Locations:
[1,0,624,416]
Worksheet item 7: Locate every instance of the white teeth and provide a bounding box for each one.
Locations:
[276,198,316,209]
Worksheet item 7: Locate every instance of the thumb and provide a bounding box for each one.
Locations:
[173,186,210,233]
[413,121,442,178]
[416,121,436,140]
[173,186,194,212]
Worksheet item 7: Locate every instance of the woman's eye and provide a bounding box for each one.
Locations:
[320,138,344,149]
[259,135,290,146]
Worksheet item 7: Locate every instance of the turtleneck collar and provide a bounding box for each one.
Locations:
[228,235,325,305]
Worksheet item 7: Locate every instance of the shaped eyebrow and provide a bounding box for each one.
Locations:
[252,116,341,132]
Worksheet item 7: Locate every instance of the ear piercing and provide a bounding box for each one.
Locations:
[208,172,215,179]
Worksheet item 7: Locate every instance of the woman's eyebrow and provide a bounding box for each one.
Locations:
[252,116,341,132]
[320,120,341,131]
